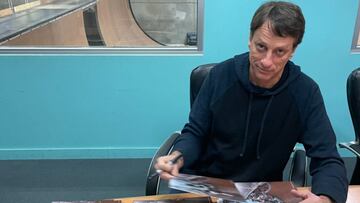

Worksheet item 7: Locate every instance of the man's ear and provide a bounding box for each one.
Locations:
[290,47,297,58]
[248,34,253,49]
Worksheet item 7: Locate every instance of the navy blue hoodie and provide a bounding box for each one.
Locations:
[173,52,348,203]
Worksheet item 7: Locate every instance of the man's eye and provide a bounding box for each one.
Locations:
[256,44,265,51]
[276,49,285,56]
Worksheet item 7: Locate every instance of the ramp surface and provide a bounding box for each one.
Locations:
[96,0,160,47]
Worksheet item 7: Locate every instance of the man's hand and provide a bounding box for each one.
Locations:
[291,189,333,203]
[154,151,184,180]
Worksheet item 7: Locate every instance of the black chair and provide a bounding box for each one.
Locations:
[339,67,360,184]
[145,64,308,195]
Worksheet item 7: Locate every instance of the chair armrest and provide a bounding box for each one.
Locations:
[145,132,181,195]
[339,141,360,157]
[289,148,307,187]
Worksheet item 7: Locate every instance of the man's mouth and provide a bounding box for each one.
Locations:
[255,64,271,73]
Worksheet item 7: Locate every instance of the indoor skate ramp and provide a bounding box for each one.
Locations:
[0,0,95,46]
[0,0,161,47]
[96,0,161,47]
[4,10,88,46]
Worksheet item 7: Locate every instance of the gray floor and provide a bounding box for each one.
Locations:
[0,159,151,203]
[0,158,356,203]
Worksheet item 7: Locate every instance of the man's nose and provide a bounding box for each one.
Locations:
[260,52,273,68]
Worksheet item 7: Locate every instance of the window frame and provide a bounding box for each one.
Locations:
[0,0,204,55]
[352,1,360,53]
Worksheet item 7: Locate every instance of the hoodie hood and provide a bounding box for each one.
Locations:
[234,52,301,96]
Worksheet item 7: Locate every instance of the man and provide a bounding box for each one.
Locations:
[155,1,348,203]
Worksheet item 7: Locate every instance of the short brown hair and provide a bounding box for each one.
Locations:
[250,1,305,48]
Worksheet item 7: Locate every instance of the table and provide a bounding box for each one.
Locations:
[118,185,360,203]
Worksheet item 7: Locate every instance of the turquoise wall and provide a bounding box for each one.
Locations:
[0,0,359,159]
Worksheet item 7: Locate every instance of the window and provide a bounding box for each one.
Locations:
[0,0,204,54]
[352,2,360,53]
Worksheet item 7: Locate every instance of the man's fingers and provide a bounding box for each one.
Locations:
[291,189,307,199]
[153,152,184,180]
[159,172,175,180]
[291,190,331,203]
[171,163,180,176]
[155,156,174,171]
[159,163,181,180]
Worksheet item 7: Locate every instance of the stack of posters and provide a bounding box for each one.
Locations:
[169,173,302,203]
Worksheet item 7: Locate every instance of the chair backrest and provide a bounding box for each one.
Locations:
[347,67,360,142]
[190,63,217,107]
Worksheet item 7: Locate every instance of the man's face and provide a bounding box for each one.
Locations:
[248,22,296,88]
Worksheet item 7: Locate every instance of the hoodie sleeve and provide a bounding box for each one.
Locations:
[298,84,348,203]
[172,68,214,169]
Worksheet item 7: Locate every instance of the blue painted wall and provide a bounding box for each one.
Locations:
[0,0,359,159]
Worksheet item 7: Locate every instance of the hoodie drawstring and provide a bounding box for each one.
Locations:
[256,95,274,159]
[240,94,274,159]
[240,93,253,157]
